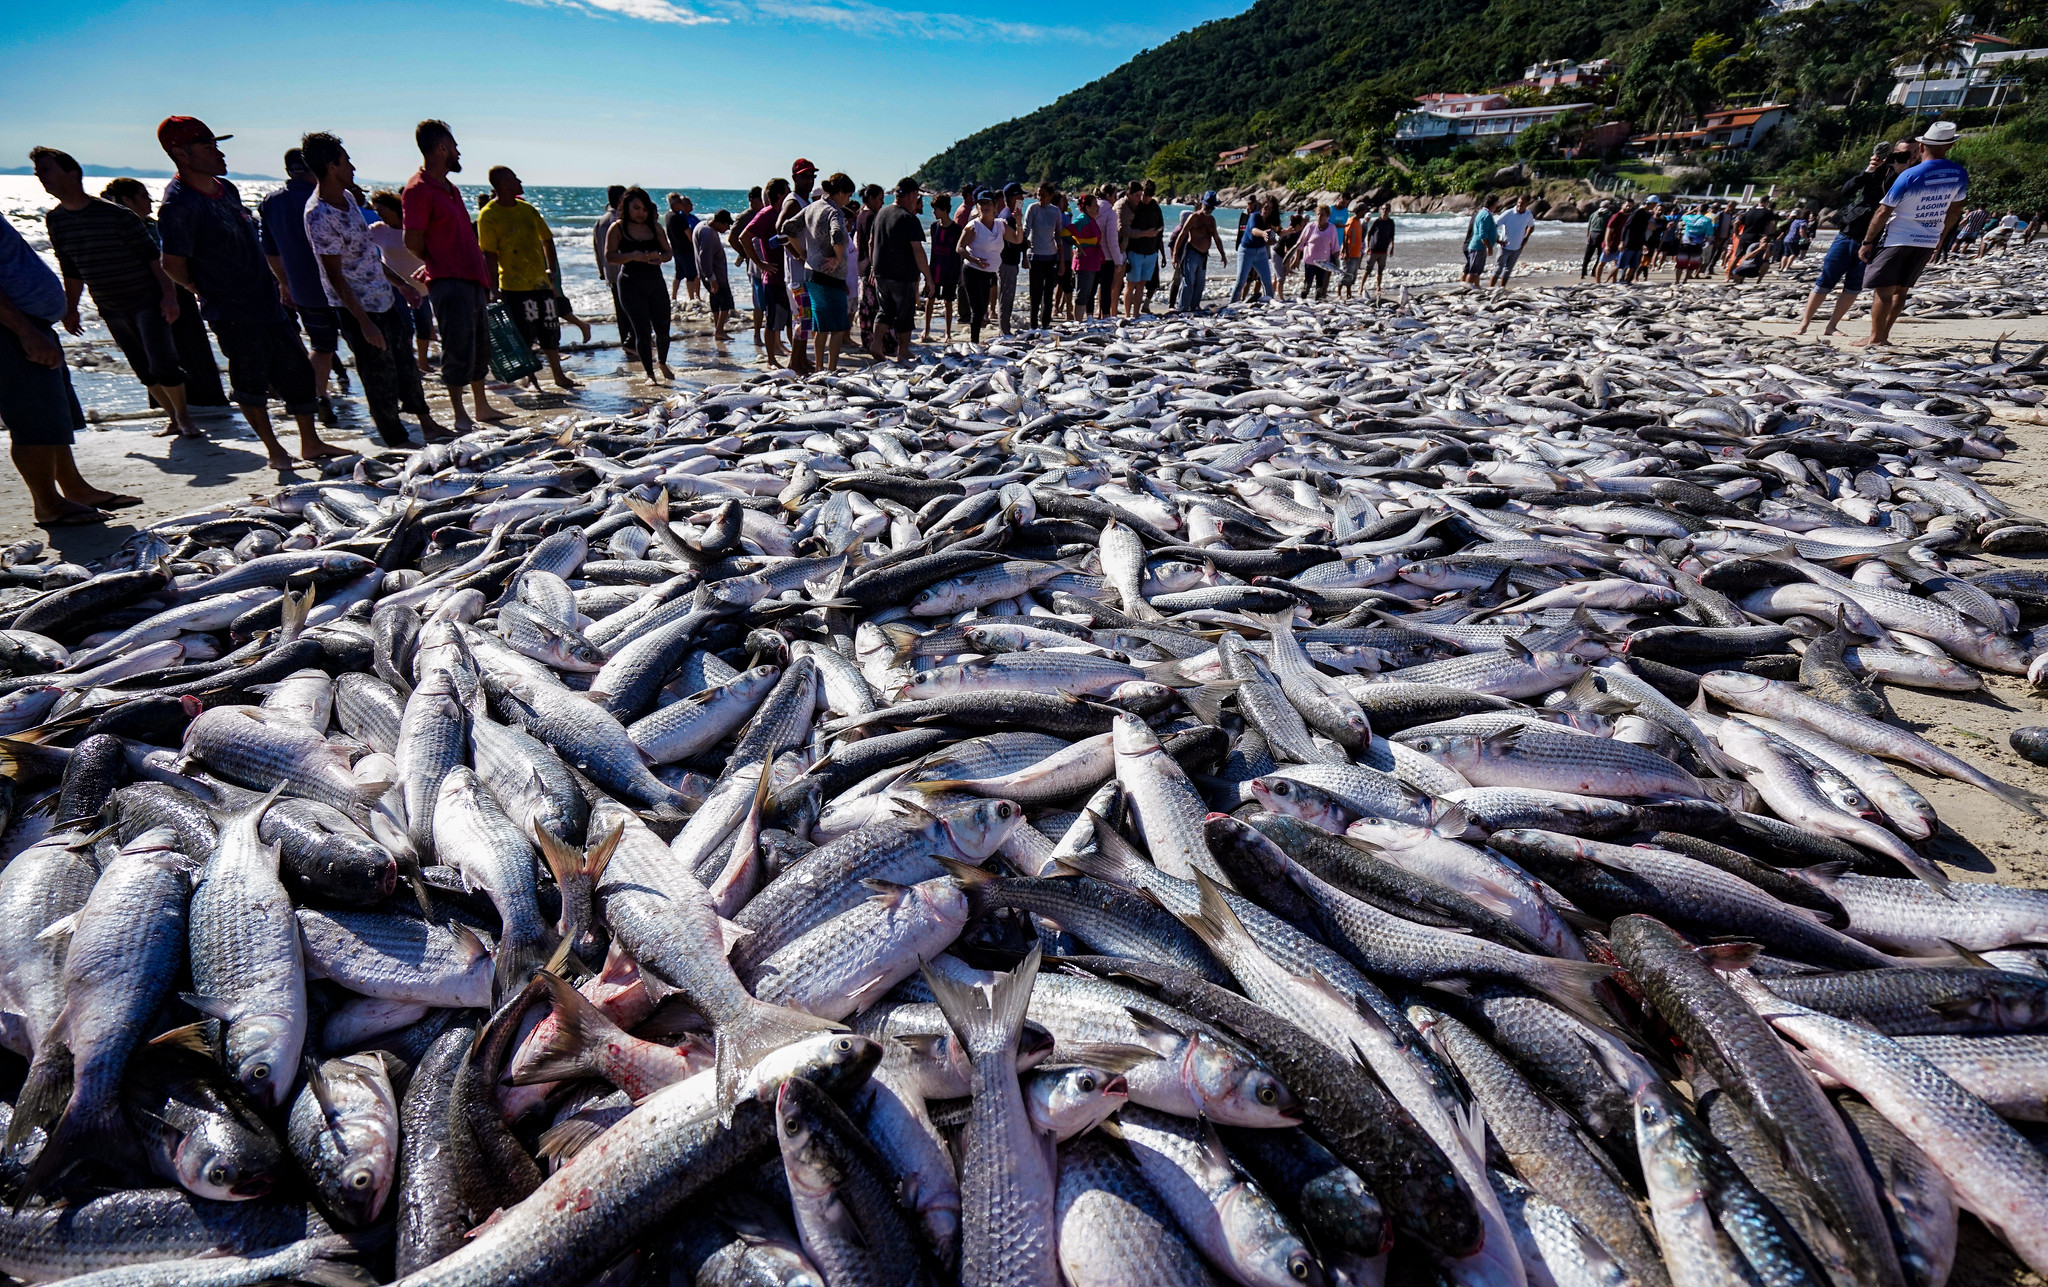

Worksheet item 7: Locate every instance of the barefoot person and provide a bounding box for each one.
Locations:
[1798,143,1905,337]
[154,116,343,469]
[31,146,200,439]
[694,209,736,344]
[1857,122,1968,349]
[605,186,675,383]
[301,132,443,448]
[0,213,143,525]
[478,165,580,391]
[403,119,506,432]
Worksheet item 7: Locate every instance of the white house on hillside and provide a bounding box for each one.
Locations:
[1889,33,2048,108]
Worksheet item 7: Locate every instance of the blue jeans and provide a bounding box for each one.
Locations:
[1813,233,1866,294]
[1177,251,1209,312]
[1234,245,1272,298]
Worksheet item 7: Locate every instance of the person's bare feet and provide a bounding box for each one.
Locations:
[36,501,109,526]
[474,404,512,424]
[658,363,674,382]
[265,449,296,471]
[73,488,143,510]
[1851,336,1883,348]
[300,440,352,462]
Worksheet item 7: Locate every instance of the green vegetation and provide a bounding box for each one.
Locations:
[914,0,2047,212]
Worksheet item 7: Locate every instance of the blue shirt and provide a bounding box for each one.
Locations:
[159,176,286,325]
[1881,158,1969,249]
[0,214,65,323]
[1468,208,1498,252]
[259,178,327,309]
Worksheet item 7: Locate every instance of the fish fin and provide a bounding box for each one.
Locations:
[536,1116,607,1164]
[449,921,490,966]
[1061,1043,1163,1075]
[1525,956,1622,1036]
[1052,812,1148,890]
[1943,939,1997,970]
[922,944,1042,1064]
[1502,632,1535,661]
[303,1055,340,1126]
[879,623,923,665]
[1791,860,1854,890]
[717,917,753,953]
[507,971,622,1086]
[1181,680,1240,727]
[147,1020,217,1055]
[1692,941,1764,972]
[1174,870,1256,963]
[932,853,997,889]
[715,1000,845,1124]
[177,992,240,1023]
[280,584,315,643]
[1121,1007,1188,1052]
[491,929,550,1008]
[352,779,397,807]
[31,911,78,944]
[4,1034,71,1149]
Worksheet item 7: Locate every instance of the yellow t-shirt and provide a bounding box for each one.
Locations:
[476,198,553,292]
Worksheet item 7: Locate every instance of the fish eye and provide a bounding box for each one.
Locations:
[350,1171,372,1189]
[1078,1076,1097,1092]
[1290,1257,1312,1280]
[996,802,1015,818]
[207,1165,229,1186]
[1257,1084,1278,1105]
[248,1063,270,1083]
[835,1037,855,1053]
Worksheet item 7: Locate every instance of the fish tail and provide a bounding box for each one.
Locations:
[5,1034,72,1152]
[281,1233,380,1287]
[1051,810,1149,888]
[1524,956,1623,1036]
[507,972,622,1086]
[715,998,846,1114]
[1175,871,1258,962]
[922,943,1041,1062]
[1180,681,1241,726]
[12,1042,138,1198]
[492,929,551,1007]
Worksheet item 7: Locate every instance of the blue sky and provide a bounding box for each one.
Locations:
[2,0,1248,188]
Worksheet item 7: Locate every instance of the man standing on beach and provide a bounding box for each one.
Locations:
[402,120,507,432]
[1798,142,1904,337]
[694,210,735,343]
[1121,182,1163,317]
[1462,195,1498,286]
[1026,184,1065,331]
[259,149,346,426]
[1364,204,1395,295]
[1490,194,1534,287]
[156,116,342,469]
[1621,197,1656,283]
[665,193,699,307]
[778,159,818,374]
[867,177,931,361]
[1857,123,1967,349]
[1582,200,1613,279]
[1337,199,1366,299]
[741,177,792,368]
[478,165,579,391]
[800,173,853,372]
[301,132,440,447]
[1171,192,1228,313]
[0,212,144,525]
[32,146,199,439]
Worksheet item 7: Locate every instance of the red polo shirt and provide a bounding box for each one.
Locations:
[400,168,489,285]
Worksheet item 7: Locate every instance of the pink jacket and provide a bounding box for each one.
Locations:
[1297,221,1342,267]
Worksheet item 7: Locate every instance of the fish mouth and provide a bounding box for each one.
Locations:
[228,1176,274,1199]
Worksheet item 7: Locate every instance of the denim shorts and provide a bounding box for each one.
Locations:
[1125,251,1158,284]
[1813,233,1866,295]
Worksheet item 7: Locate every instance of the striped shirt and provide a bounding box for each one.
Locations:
[45,198,162,314]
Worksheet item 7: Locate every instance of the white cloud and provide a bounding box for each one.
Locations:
[515,0,727,26]
[511,0,1128,41]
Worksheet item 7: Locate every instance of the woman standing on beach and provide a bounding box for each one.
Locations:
[924,194,959,342]
[1069,194,1104,320]
[957,189,1004,345]
[605,186,674,382]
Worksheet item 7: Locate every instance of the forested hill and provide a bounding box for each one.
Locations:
[914,0,1728,188]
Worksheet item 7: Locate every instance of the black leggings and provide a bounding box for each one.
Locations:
[1582,240,1602,276]
[1028,258,1060,329]
[616,266,670,374]
[961,266,997,344]
[1303,265,1330,300]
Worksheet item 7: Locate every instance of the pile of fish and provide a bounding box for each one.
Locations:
[2,272,2048,1287]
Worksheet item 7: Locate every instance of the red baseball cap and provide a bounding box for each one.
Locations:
[791,158,817,176]
[158,116,231,154]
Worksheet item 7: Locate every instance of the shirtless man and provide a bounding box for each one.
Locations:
[1171,191,1228,313]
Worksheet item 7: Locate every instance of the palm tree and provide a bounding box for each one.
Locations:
[1897,2,1969,114]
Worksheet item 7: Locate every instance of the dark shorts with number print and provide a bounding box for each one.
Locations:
[501,288,562,352]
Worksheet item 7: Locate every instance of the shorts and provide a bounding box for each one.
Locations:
[1864,244,1934,290]
[1813,233,1866,295]
[103,304,188,387]
[762,284,791,332]
[211,316,318,415]
[0,321,84,446]
[296,304,339,356]
[876,277,919,331]
[1367,250,1389,267]
[706,282,735,313]
[1494,247,1523,276]
[1617,250,1641,274]
[931,276,957,304]
[1674,249,1702,271]
[1125,251,1158,284]
[1341,256,1362,285]
[1463,248,1489,276]
[501,288,562,352]
[806,278,850,333]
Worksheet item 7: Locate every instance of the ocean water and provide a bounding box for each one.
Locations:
[1,175,1582,417]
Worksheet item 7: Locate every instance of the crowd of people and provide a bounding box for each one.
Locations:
[0,115,2030,525]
